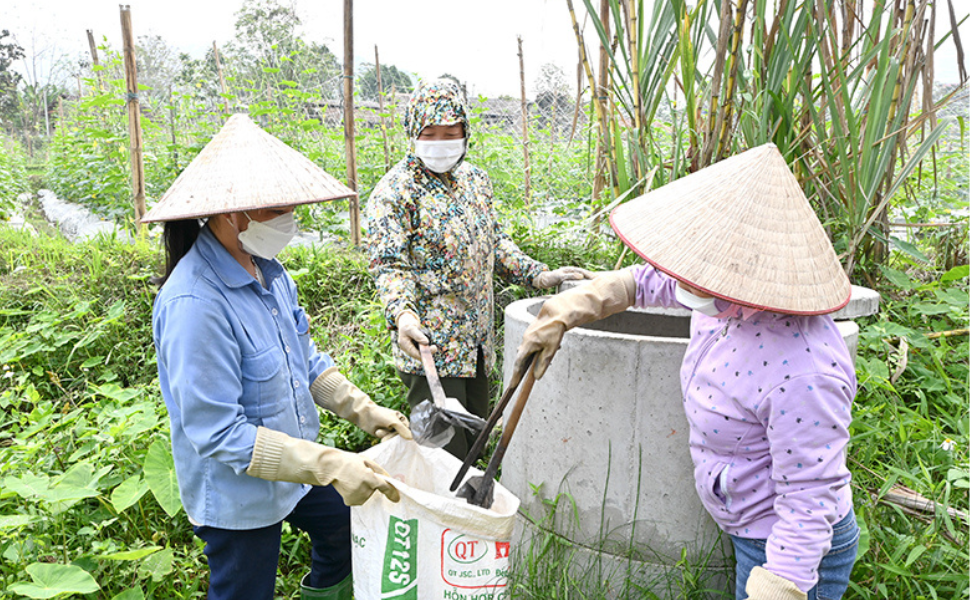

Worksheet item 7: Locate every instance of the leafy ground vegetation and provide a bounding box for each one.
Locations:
[0,200,966,599]
[0,0,968,597]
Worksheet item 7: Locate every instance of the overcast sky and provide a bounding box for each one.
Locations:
[5,0,968,96]
[5,0,592,98]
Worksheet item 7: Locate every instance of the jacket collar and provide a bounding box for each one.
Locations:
[196,226,284,290]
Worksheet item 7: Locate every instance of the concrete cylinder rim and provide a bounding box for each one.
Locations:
[505,296,692,347]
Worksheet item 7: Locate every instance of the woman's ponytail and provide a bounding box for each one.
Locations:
[152,219,202,287]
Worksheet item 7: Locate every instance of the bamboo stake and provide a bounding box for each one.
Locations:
[622,0,642,180]
[86,29,103,92]
[596,0,611,140]
[591,0,613,219]
[343,0,361,246]
[568,51,583,145]
[716,0,748,161]
[702,0,734,168]
[923,0,937,188]
[374,45,391,172]
[212,41,230,114]
[517,36,531,206]
[169,87,179,172]
[566,0,609,148]
[887,0,916,126]
[120,5,147,229]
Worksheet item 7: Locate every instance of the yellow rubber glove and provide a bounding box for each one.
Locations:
[532,266,596,289]
[395,310,435,360]
[246,426,400,506]
[310,367,412,440]
[513,269,636,381]
[744,567,807,600]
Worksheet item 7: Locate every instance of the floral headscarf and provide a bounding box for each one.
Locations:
[403,78,470,141]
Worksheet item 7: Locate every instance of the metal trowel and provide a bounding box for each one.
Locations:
[410,343,487,448]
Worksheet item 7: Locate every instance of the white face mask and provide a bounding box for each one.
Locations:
[414,138,466,173]
[238,212,298,259]
[675,284,721,317]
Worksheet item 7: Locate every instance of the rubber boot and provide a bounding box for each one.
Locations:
[300,573,352,600]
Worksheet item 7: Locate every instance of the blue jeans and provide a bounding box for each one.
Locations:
[193,485,350,600]
[731,510,859,600]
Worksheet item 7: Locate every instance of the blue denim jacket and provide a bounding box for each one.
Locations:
[152,226,334,529]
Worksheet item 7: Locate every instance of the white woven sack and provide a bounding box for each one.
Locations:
[351,435,520,599]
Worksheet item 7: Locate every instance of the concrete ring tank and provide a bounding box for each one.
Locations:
[501,285,875,595]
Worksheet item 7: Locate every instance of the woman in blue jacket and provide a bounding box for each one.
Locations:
[145,115,411,600]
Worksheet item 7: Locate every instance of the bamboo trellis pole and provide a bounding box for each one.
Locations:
[715,0,748,161]
[590,0,613,217]
[120,5,147,229]
[213,41,230,114]
[622,0,642,181]
[343,0,361,246]
[566,0,610,148]
[86,30,103,92]
[375,45,391,172]
[518,36,531,205]
[169,87,179,172]
[702,0,735,168]
[568,51,583,144]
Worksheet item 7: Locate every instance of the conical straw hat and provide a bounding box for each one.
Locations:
[610,143,850,315]
[141,114,355,222]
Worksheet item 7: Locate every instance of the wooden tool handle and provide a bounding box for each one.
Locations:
[418,343,447,408]
[450,353,535,492]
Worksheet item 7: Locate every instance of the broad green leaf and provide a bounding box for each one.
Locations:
[941,265,969,282]
[3,472,51,500]
[91,383,141,403]
[0,514,41,529]
[936,288,969,308]
[99,546,162,561]
[80,356,104,369]
[889,236,931,264]
[53,462,100,490]
[111,588,146,600]
[47,462,104,513]
[879,266,914,291]
[911,303,951,316]
[137,547,174,582]
[8,562,100,598]
[144,438,182,517]
[110,475,149,514]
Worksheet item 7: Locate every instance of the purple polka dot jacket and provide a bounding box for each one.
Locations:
[631,263,856,592]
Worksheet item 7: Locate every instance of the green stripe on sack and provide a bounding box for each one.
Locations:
[381,516,418,599]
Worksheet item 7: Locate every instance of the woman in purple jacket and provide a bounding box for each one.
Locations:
[513,144,860,600]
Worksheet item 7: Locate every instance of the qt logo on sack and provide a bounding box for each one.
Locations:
[381,516,418,599]
[440,529,510,591]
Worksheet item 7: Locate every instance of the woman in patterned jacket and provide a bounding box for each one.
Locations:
[365,78,591,458]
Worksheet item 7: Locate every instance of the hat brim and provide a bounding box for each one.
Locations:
[609,144,851,315]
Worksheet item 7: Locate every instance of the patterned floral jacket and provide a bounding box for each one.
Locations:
[365,154,547,377]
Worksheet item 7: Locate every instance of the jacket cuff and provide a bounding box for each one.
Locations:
[745,567,807,600]
[394,309,419,330]
[246,426,288,480]
[310,366,344,411]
